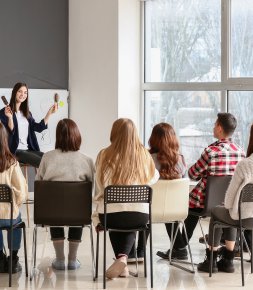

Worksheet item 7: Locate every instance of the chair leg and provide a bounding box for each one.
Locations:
[103,228,106,289]
[149,225,153,288]
[199,218,208,248]
[143,231,146,277]
[95,231,99,279]
[239,228,245,286]
[182,222,195,273]
[23,226,28,277]
[89,226,95,281]
[30,227,37,281]
[9,227,13,287]
[209,224,216,277]
[251,230,253,273]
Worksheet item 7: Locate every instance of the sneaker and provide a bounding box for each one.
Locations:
[0,253,8,273]
[8,256,22,273]
[156,248,188,260]
[68,259,81,270]
[52,258,65,270]
[106,259,127,279]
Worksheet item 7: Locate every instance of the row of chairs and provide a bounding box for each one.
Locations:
[1,177,253,287]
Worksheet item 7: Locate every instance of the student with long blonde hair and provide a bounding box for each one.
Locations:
[92,118,159,279]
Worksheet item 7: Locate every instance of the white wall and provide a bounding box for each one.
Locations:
[69,0,141,160]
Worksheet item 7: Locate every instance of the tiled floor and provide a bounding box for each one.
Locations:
[0,206,253,290]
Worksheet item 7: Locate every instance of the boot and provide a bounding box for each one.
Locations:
[197,248,218,273]
[217,248,235,273]
[0,251,8,273]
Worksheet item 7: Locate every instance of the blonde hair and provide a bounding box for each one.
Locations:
[98,118,155,185]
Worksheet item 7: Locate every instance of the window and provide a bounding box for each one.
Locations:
[143,0,253,166]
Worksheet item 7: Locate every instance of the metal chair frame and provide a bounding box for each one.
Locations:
[95,185,153,289]
[210,183,253,286]
[29,180,95,281]
[0,184,28,287]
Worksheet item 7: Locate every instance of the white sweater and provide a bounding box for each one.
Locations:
[0,162,28,219]
[92,150,160,227]
[225,154,253,220]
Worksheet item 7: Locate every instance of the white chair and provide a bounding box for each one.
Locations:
[151,178,195,273]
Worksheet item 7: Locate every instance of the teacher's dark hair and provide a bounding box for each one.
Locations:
[55,118,82,152]
[9,82,29,118]
[0,122,16,172]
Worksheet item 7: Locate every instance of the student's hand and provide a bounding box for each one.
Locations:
[4,106,12,119]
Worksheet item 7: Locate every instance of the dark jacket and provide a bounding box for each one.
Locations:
[0,108,47,154]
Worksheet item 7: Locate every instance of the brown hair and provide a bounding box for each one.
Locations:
[149,123,180,179]
[98,118,155,185]
[217,113,237,136]
[9,82,29,118]
[247,124,253,157]
[0,122,16,172]
[55,119,81,152]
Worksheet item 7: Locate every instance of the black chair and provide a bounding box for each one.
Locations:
[0,184,28,287]
[189,175,232,247]
[30,180,95,280]
[210,183,253,286]
[95,185,153,289]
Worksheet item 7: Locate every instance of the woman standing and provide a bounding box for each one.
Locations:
[0,123,28,274]
[92,118,159,279]
[0,82,57,167]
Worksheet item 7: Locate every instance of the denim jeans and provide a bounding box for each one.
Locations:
[0,213,22,251]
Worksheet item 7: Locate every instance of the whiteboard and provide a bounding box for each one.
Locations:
[0,88,69,152]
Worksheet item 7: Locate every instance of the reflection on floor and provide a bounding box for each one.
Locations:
[0,207,252,290]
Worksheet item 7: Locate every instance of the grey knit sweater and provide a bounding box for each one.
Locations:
[225,154,253,220]
[36,149,94,182]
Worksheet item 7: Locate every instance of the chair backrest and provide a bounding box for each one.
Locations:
[0,184,13,220]
[151,178,189,223]
[239,183,253,223]
[203,175,232,216]
[34,180,92,226]
[104,185,152,204]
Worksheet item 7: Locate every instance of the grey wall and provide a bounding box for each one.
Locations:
[0,0,68,89]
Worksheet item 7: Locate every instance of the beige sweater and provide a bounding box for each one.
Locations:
[92,150,160,226]
[225,154,253,220]
[0,162,28,220]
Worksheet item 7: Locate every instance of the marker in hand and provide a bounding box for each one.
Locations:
[1,95,9,106]
[54,93,59,110]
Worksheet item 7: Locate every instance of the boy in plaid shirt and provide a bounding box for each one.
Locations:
[157,113,245,260]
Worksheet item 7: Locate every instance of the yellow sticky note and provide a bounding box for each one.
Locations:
[59,101,64,107]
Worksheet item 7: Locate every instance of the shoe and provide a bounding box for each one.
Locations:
[156,248,188,260]
[106,259,126,279]
[8,256,22,273]
[199,234,209,244]
[52,258,65,270]
[0,253,8,273]
[197,248,218,273]
[68,259,81,270]
[217,249,235,273]
[119,266,129,278]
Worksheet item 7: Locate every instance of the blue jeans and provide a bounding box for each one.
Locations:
[0,213,22,251]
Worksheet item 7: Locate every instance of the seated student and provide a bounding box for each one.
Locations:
[92,118,159,279]
[128,122,186,262]
[36,118,94,270]
[158,113,245,260]
[0,82,57,168]
[198,124,253,273]
[0,122,28,273]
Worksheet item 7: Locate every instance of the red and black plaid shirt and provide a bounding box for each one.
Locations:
[188,139,245,208]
